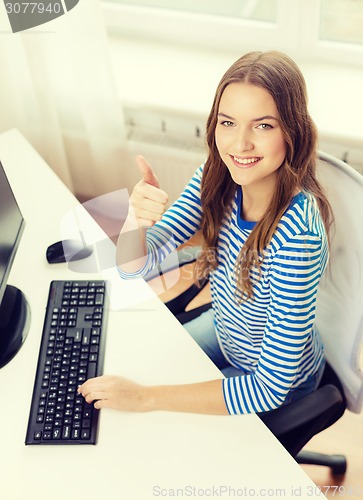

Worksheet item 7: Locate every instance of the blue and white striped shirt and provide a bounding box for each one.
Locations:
[119,164,328,414]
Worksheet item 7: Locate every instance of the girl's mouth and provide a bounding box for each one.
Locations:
[230,155,262,168]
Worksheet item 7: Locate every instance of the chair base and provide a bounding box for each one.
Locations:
[296,450,347,476]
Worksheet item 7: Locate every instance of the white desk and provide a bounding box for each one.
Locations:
[0,129,324,500]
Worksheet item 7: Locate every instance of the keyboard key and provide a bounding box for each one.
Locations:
[81,429,90,440]
[87,363,97,379]
[72,429,80,439]
[62,426,71,439]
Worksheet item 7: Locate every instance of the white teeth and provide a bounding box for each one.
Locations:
[233,156,260,165]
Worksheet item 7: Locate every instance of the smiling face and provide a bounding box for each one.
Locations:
[215,82,287,196]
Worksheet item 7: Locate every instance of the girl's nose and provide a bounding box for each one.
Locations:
[237,129,254,152]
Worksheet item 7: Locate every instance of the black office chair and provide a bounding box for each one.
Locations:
[145,151,363,476]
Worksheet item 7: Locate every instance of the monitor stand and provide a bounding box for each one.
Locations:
[0,285,30,369]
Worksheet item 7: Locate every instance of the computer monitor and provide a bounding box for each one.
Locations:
[0,159,30,369]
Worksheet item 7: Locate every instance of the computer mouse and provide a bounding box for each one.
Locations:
[46,239,94,264]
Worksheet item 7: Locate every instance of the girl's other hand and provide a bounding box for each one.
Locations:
[129,155,168,227]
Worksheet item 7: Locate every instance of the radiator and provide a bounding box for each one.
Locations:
[125,105,207,204]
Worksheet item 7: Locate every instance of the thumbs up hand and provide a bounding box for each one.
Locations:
[129,156,169,227]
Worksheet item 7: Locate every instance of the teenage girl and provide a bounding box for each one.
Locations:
[78,51,332,416]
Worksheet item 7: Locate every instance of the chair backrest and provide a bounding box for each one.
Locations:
[315,151,363,413]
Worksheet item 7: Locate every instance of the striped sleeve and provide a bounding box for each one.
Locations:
[118,164,204,279]
[222,230,325,414]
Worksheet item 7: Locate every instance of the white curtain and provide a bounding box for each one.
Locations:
[0,0,133,200]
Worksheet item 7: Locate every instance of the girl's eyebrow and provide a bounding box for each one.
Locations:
[217,112,278,122]
[217,112,235,120]
[253,115,279,122]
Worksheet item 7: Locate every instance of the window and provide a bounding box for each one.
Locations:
[102,0,363,65]
[105,0,277,22]
[320,0,363,45]
[103,0,297,55]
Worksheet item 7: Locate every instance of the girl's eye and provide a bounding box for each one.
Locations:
[221,120,235,127]
[256,123,273,130]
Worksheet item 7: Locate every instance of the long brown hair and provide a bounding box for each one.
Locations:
[195,51,333,300]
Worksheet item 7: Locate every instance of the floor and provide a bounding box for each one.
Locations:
[301,410,363,499]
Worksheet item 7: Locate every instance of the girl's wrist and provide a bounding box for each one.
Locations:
[139,385,158,412]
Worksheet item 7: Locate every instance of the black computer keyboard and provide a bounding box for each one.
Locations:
[25,280,108,445]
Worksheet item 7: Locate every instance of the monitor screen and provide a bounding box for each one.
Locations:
[0,159,29,368]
